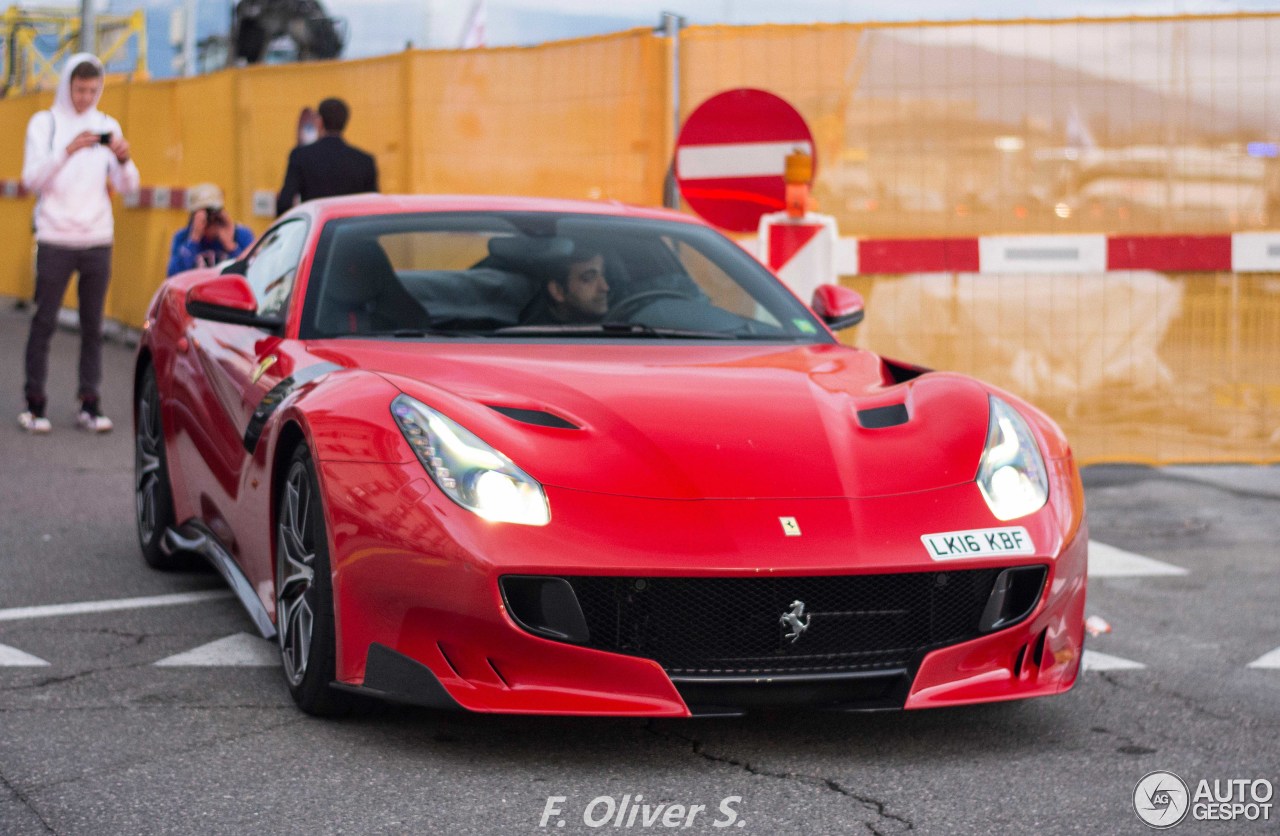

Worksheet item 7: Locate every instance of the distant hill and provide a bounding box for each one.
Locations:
[857,29,1258,139]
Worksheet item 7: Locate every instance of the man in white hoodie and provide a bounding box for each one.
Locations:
[19,53,140,434]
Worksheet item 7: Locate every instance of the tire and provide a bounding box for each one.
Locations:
[135,365,179,570]
[276,444,357,716]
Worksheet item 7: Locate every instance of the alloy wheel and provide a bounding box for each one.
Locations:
[277,461,317,686]
[134,374,164,545]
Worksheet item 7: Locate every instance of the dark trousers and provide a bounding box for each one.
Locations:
[23,244,112,405]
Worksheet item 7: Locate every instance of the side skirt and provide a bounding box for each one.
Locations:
[163,521,276,640]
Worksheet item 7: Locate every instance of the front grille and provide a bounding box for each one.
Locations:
[558,569,1012,676]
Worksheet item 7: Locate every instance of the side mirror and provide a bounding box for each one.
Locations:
[186,274,283,330]
[811,284,865,331]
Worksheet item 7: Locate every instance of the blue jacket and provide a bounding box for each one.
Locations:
[167,224,254,276]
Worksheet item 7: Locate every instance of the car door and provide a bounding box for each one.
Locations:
[177,219,309,529]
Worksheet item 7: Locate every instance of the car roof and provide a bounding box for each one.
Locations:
[285,194,701,227]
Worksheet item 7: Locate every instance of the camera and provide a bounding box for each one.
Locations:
[97,132,112,145]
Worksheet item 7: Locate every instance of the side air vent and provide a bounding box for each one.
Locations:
[978,566,1048,633]
[500,576,590,643]
[487,405,579,429]
[857,403,909,428]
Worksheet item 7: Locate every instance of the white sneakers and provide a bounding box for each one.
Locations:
[17,403,113,434]
[18,411,52,434]
[77,409,114,433]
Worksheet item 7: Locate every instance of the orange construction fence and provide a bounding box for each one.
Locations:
[0,16,1276,464]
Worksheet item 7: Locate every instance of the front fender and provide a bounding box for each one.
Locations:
[267,370,411,465]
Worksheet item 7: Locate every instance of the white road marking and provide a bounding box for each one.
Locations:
[0,643,50,667]
[1082,650,1146,671]
[154,633,280,667]
[1088,541,1188,577]
[0,590,234,622]
[1247,647,1280,669]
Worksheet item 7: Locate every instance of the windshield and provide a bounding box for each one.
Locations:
[299,211,831,342]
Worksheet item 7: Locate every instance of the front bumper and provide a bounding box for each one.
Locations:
[318,460,1087,715]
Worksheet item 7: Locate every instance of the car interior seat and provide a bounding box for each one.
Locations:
[317,239,426,335]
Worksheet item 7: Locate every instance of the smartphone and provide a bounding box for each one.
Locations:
[98,132,112,145]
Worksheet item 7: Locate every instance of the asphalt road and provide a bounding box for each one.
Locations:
[1,301,1277,835]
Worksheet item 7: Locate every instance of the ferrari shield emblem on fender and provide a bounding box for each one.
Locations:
[779,516,801,536]
[251,355,278,385]
[780,600,810,643]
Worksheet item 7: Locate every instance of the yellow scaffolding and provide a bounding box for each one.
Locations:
[1,5,147,97]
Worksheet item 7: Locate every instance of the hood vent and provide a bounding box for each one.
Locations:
[487,405,579,430]
[856,403,909,429]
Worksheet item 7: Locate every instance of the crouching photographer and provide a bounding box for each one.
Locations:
[167,183,253,276]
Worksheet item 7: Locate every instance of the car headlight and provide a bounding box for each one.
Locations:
[391,395,550,526]
[976,396,1048,521]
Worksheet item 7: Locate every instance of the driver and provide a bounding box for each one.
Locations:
[527,247,610,324]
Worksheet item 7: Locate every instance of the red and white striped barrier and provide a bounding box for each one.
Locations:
[122,187,190,210]
[4,177,1279,272]
[0,178,28,199]
[0,179,192,209]
[743,231,1280,274]
[2,180,277,217]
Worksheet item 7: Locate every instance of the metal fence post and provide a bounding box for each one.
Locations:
[657,12,686,209]
[79,0,95,52]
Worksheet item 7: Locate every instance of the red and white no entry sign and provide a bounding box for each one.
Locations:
[674,88,816,232]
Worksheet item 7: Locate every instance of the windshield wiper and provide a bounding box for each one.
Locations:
[491,323,738,339]
[356,328,477,338]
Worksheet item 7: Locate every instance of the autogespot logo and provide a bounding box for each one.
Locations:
[1134,771,1191,829]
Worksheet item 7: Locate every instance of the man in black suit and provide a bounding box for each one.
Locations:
[275,97,378,216]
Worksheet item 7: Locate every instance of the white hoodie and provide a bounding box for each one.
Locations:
[21,53,141,248]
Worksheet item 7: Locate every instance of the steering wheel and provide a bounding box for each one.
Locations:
[607,289,692,321]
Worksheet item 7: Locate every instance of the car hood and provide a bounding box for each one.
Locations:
[310,341,990,500]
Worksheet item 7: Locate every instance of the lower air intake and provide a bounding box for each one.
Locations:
[504,568,1044,677]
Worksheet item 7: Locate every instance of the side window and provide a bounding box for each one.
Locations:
[244,220,308,318]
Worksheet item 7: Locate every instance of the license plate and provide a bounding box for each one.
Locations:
[921,526,1035,560]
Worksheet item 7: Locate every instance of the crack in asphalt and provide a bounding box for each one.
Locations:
[1097,671,1232,723]
[0,672,91,692]
[22,715,307,795]
[1091,674,1167,750]
[0,659,158,692]
[52,627,151,642]
[646,724,914,833]
[1146,683,1234,723]
[0,647,275,694]
[1094,670,1239,752]
[1088,724,1158,756]
[0,767,56,834]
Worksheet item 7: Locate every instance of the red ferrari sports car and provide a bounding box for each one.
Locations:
[134,194,1087,717]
